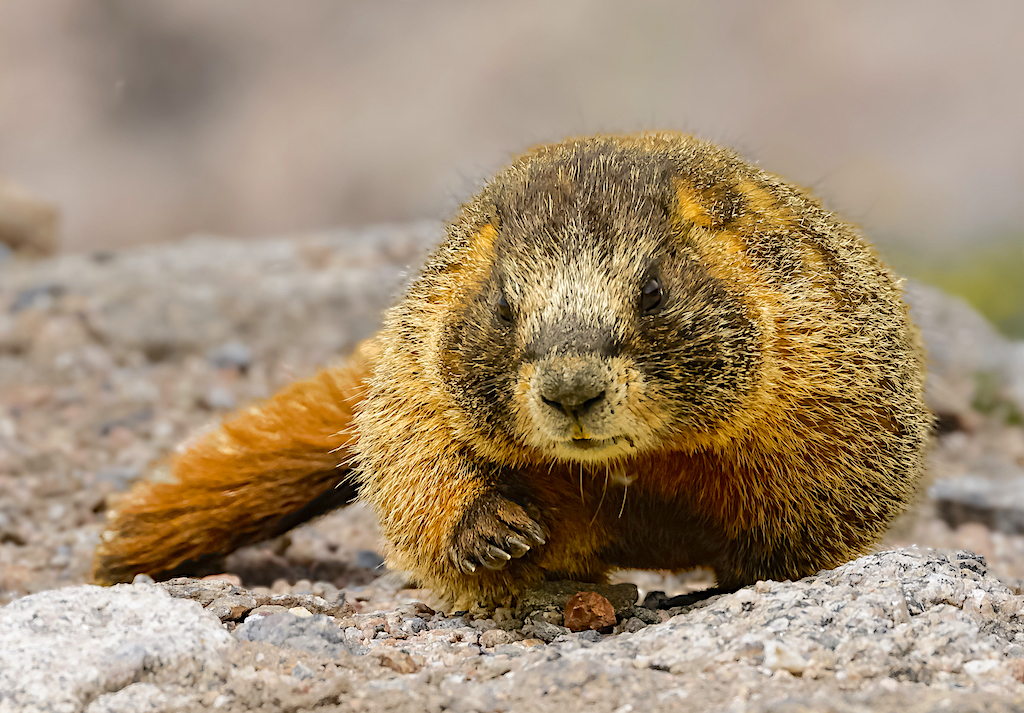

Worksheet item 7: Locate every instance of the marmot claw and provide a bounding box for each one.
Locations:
[448,493,545,574]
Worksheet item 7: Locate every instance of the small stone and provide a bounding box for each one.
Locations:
[519,638,546,648]
[627,606,661,625]
[497,617,525,632]
[763,640,808,675]
[963,659,1002,677]
[261,593,350,617]
[1010,659,1024,683]
[291,579,314,595]
[528,609,564,627]
[200,386,237,411]
[402,617,428,635]
[245,605,289,619]
[563,591,616,633]
[234,611,364,657]
[0,179,59,255]
[492,644,524,657]
[291,662,314,680]
[202,573,242,586]
[377,649,421,674]
[159,577,239,607]
[436,616,468,629]
[620,617,648,633]
[207,594,257,622]
[207,341,252,371]
[356,550,385,570]
[288,607,313,618]
[515,581,638,619]
[132,573,155,585]
[642,591,669,610]
[479,629,516,648]
[524,621,568,643]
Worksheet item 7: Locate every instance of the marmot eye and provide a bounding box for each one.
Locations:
[641,277,664,315]
[497,293,513,323]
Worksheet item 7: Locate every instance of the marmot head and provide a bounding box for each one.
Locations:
[432,135,764,464]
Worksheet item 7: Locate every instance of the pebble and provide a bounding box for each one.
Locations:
[479,629,517,648]
[524,621,569,643]
[291,662,314,680]
[208,594,258,621]
[207,341,253,371]
[563,591,616,632]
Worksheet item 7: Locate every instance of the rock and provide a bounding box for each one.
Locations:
[763,640,809,674]
[0,584,233,713]
[207,592,258,622]
[906,280,1024,424]
[160,576,351,617]
[515,580,638,619]
[377,649,421,674]
[424,549,1024,711]
[402,616,428,635]
[202,572,243,586]
[625,606,661,625]
[199,385,237,410]
[0,178,59,256]
[233,611,366,657]
[160,576,240,606]
[84,682,195,713]
[355,549,386,570]
[618,617,648,633]
[480,629,517,648]
[291,662,315,680]
[206,340,253,371]
[932,474,1024,534]
[563,591,616,632]
[523,620,569,643]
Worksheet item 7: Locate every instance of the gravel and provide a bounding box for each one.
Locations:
[2,224,1024,711]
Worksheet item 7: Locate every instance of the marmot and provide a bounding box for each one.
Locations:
[93,132,932,608]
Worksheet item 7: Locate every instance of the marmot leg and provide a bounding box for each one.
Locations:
[92,341,377,584]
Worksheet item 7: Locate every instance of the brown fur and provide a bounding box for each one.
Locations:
[92,340,376,584]
[93,133,932,609]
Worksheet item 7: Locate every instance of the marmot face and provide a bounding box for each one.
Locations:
[437,139,762,464]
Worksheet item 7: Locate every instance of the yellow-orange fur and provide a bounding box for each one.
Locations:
[93,340,376,583]
[94,133,931,611]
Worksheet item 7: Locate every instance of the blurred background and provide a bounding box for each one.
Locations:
[1,0,1022,333]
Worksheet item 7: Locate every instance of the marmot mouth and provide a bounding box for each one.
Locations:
[568,436,618,451]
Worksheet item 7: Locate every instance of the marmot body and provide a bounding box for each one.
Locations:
[94,133,932,608]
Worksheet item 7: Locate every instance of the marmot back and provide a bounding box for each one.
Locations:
[94,133,932,608]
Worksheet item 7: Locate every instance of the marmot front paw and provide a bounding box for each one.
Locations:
[448,493,545,573]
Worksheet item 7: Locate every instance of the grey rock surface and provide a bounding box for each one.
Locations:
[3,229,1024,711]
[0,584,234,713]
[234,610,367,657]
[905,280,1024,422]
[932,474,1024,534]
[5,549,1024,712]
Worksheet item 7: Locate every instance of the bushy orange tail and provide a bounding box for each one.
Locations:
[92,340,378,584]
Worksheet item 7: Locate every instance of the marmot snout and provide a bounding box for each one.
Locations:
[93,132,932,610]
[526,354,639,462]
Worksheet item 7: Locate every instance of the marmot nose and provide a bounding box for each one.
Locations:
[539,382,606,422]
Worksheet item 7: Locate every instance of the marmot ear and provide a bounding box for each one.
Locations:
[470,223,498,254]
[670,177,714,230]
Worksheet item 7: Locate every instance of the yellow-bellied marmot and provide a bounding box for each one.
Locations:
[93,132,932,608]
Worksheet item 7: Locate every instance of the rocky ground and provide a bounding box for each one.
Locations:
[2,224,1024,712]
